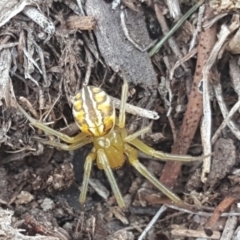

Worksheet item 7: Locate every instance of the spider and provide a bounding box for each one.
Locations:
[18,78,201,209]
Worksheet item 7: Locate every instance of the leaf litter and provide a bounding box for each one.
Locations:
[0,0,240,239]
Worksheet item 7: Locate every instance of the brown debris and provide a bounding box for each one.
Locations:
[205,196,236,232]
[137,188,171,206]
[0,208,59,240]
[106,230,135,240]
[25,214,71,240]
[171,228,221,239]
[66,15,97,31]
[210,0,240,13]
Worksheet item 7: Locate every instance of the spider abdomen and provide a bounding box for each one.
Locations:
[72,86,115,137]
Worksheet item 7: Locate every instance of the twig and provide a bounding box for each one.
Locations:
[171,228,220,239]
[189,4,205,52]
[23,7,55,42]
[212,100,240,144]
[0,42,18,50]
[23,47,42,75]
[88,178,109,200]
[120,10,156,52]
[82,33,103,66]
[138,205,167,240]
[166,204,240,217]
[220,209,238,240]
[76,0,85,15]
[212,54,240,144]
[43,78,63,122]
[111,97,159,120]
[164,0,181,19]
[233,226,240,240]
[160,7,217,188]
[0,49,17,107]
[213,83,240,142]
[33,40,49,88]
[83,48,94,87]
[169,47,198,80]
[201,23,233,182]
[205,196,236,232]
[203,13,228,29]
[19,97,39,118]
[158,76,177,140]
[0,152,32,165]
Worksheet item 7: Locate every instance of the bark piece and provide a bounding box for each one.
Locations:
[85,0,157,87]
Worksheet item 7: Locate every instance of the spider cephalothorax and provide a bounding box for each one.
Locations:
[18,78,201,208]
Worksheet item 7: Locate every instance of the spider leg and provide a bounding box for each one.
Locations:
[123,123,152,142]
[126,138,203,162]
[35,137,93,151]
[124,143,183,205]
[118,73,128,129]
[97,149,126,208]
[18,104,87,143]
[79,148,96,205]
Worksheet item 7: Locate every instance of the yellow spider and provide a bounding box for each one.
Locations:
[18,78,201,209]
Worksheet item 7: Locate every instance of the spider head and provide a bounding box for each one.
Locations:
[72,86,115,137]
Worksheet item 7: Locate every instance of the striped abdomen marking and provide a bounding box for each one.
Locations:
[72,86,115,137]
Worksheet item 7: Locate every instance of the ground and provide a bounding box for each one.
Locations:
[0,0,239,239]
